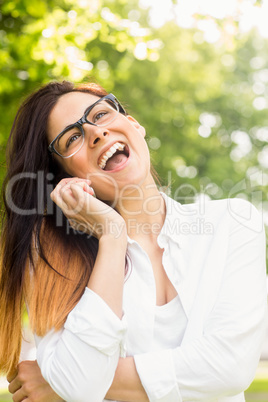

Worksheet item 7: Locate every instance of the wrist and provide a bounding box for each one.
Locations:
[87,225,127,318]
[99,219,127,244]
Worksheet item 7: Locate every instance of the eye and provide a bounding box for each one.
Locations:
[93,111,108,123]
[66,132,82,148]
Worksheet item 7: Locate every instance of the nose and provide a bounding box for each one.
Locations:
[84,124,109,147]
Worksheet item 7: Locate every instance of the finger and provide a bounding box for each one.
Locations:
[58,181,87,202]
[50,179,77,202]
[8,377,22,394]
[51,178,93,203]
[50,181,64,203]
[69,183,92,207]
[83,184,95,196]
[12,387,28,402]
[63,181,94,197]
[70,183,95,202]
[61,184,85,215]
[50,186,69,212]
[58,178,92,191]
[59,177,92,189]
[7,370,17,383]
[51,181,80,210]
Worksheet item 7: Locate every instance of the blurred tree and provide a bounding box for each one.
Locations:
[0,0,153,180]
[1,0,268,257]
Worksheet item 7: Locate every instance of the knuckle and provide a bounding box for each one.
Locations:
[58,179,68,188]
[17,372,25,383]
[60,186,69,196]
[22,382,33,394]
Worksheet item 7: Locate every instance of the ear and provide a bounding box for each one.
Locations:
[126,115,146,138]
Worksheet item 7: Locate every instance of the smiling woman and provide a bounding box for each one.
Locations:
[47,93,127,160]
[0,80,267,402]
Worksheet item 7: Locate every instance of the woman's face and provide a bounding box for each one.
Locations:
[47,91,151,201]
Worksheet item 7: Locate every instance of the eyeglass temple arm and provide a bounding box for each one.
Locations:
[109,93,127,115]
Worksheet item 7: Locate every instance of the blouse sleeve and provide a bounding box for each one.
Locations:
[134,200,267,401]
[35,287,127,402]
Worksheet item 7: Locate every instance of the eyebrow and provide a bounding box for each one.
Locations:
[83,97,101,114]
[83,105,90,114]
[60,97,102,134]
[62,104,93,132]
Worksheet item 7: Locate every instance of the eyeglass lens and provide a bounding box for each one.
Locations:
[55,98,119,157]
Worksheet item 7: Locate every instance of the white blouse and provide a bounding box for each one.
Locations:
[152,295,187,351]
[35,194,267,402]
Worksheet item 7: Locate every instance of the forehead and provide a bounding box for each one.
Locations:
[47,91,101,143]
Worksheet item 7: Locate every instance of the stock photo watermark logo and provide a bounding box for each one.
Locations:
[5,170,265,234]
[66,217,214,239]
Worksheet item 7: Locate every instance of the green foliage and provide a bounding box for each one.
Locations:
[247,377,268,392]
[245,377,268,401]
[1,0,268,256]
[0,392,12,401]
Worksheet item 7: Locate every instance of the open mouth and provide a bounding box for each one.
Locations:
[98,142,130,171]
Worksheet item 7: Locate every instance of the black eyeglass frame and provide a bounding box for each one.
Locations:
[48,93,127,158]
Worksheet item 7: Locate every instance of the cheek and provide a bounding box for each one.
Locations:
[61,154,93,178]
[58,162,76,177]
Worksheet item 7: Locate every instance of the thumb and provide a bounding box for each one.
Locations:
[61,184,85,215]
[83,183,95,196]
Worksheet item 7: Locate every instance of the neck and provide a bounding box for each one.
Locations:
[115,174,166,241]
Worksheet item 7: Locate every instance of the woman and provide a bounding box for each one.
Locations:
[0,80,267,402]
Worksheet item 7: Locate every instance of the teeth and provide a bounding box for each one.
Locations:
[98,142,126,170]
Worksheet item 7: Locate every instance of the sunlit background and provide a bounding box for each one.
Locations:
[142,0,268,34]
[2,0,268,238]
[0,0,268,400]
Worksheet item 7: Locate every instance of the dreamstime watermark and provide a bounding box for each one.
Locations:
[4,169,265,233]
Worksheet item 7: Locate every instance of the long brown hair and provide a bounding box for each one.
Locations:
[0,81,112,375]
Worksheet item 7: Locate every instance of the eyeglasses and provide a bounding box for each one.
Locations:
[48,93,126,158]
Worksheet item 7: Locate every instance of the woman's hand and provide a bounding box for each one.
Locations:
[7,360,63,402]
[50,177,126,240]
[52,177,127,318]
